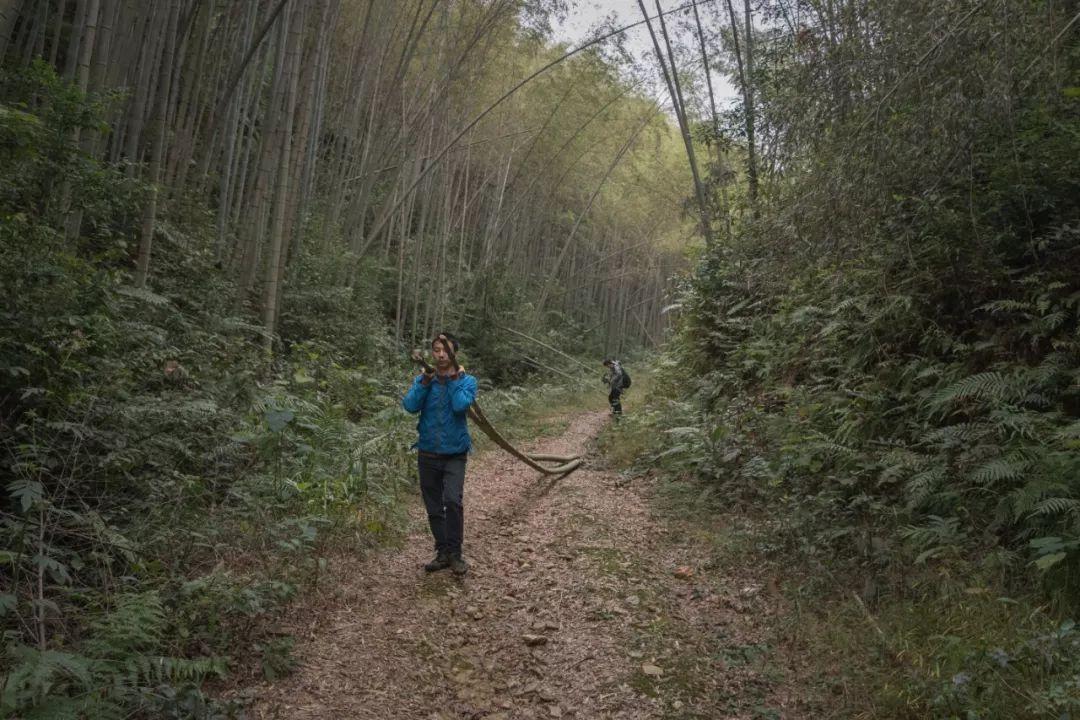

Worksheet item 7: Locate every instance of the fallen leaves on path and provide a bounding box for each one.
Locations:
[240,411,805,719]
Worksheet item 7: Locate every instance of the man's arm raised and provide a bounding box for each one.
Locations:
[449,373,477,414]
[402,373,432,413]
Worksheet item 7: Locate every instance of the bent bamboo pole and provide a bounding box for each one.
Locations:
[468,402,583,476]
[410,354,584,476]
[525,453,581,463]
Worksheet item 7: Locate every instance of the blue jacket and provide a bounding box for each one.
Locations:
[401,370,478,455]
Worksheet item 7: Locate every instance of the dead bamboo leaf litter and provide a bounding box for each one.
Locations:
[244,411,807,719]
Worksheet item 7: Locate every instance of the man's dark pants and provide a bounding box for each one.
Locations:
[608,387,623,414]
[418,453,466,555]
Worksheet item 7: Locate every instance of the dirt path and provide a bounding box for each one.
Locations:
[248,411,805,719]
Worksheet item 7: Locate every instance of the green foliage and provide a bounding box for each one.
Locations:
[2,592,229,719]
[0,62,414,717]
[931,619,1080,718]
[635,1,1080,713]
[256,637,296,681]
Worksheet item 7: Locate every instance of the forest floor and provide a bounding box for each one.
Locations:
[242,410,812,719]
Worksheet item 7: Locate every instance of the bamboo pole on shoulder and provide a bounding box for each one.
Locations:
[409,355,583,476]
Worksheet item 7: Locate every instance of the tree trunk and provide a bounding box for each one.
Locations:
[0,0,24,60]
[215,0,259,263]
[123,5,166,173]
[260,0,303,353]
[47,0,68,67]
[724,0,758,213]
[742,0,758,215]
[133,0,180,288]
[691,0,732,242]
[637,0,713,246]
[62,0,86,81]
[61,0,101,240]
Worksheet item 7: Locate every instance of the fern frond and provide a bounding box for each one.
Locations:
[905,467,946,506]
[831,296,868,316]
[1056,421,1080,439]
[969,457,1032,485]
[84,592,165,659]
[988,408,1043,439]
[1030,310,1068,336]
[789,304,825,322]
[900,515,965,549]
[929,372,1019,408]
[1031,497,1080,518]
[133,655,227,684]
[115,286,171,307]
[979,299,1035,315]
[740,456,772,481]
[1005,477,1071,519]
[879,448,929,485]
[922,422,993,446]
[1,646,93,717]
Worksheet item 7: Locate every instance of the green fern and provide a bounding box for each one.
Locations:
[928,372,1019,409]
[831,296,870,316]
[1006,477,1072,520]
[922,422,993,447]
[0,646,92,716]
[979,299,1035,315]
[988,408,1042,440]
[879,448,929,485]
[904,466,947,507]
[115,285,171,307]
[900,515,968,562]
[83,591,165,659]
[1031,497,1080,518]
[130,654,228,685]
[1025,310,1068,337]
[968,456,1033,486]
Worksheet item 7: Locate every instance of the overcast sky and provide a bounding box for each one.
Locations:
[549,0,739,107]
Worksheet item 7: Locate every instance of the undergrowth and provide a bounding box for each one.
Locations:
[596,82,1080,715]
[589,7,1080,717]
[599,384,1080,718]
[0,61,586,719]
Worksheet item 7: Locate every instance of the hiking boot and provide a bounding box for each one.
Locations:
[424,551,450,572]
[449,553,468,576]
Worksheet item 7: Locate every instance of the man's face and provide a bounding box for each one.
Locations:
[432,340,452,369]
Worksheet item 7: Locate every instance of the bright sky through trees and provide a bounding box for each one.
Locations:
[551,0,739,106]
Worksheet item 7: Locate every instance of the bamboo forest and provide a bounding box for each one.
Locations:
[1,0,1079,717]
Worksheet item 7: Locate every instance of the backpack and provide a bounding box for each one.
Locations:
[620,369,631,389]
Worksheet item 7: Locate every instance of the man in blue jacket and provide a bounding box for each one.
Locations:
[403,333,478,575]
